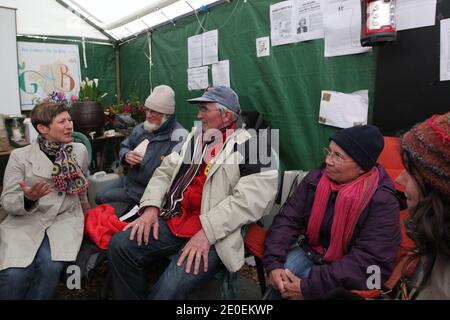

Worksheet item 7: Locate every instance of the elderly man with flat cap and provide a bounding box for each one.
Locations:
[96,85,184,209]
[107,86,279,299]
[264,125,402,299]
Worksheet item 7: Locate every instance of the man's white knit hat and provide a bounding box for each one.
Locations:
[144,85,175,115]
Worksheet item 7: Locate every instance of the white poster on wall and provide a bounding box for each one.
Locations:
[202,30,219,65]
[187,66,209,90]
[271,1,297,46]
[440,18,450,81]
[271,0,324,46]
[318,90,369,128]
[294,0,324,42]
[256,37,271,57]
[212,60,230,87]
[396,0,437,31]
[17,42,81,110]
[0,7,21,116]
[323,0,370,57]
[188,34,203,68]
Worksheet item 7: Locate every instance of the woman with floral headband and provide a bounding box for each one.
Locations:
[0,102,90,299]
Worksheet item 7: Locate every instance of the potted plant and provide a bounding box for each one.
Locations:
[104,95,146,136]
[71,77,108,137]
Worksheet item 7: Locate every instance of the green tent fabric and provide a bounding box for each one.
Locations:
[120,0,377,171]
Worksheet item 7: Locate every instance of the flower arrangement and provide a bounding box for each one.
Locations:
[43,91,78,106]
[78,77,108,102]
[104,95,146,129]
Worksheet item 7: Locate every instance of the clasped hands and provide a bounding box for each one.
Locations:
[269,268,304,300]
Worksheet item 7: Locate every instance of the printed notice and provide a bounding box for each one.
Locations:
[440,18,450,81]
[271,1,296,46]
[212,60,230,87]
[256,37,270,57]
[323,0,371,57]
[294,0,324,42]
[188,34,202,68]
[187,66,209,90]
[202,30,218,65]
[396,0,437,31]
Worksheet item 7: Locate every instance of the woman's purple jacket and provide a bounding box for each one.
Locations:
[263,165,402,299]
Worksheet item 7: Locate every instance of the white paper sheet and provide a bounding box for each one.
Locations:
[256,36,271,57]
[187,66,209,90]
[271,1,297,46]
[323,0,371,57]
[212,60,230,87]
[318,89,369,128]
[396,0,437,31]
[440,18,450,81]
[188,34,202,68]
[294,0,324,42]
[119,205,139,222]
[202,30,218,65]
[133,138,149,156]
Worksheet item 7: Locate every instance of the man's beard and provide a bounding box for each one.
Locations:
[143,115,168,132]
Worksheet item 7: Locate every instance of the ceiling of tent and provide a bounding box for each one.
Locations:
[0,0,221,42]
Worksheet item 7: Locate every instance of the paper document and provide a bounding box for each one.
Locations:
[134,138,149,156]
[256,37,270,57]
[318,90,369,128]
[202,30,218,65]
[212,60,230,87]
[323,0,370,57]
[440,18,450,81]
[119,205,139,222]
[396,0,436,31]
[294,0,324,42]
[271,0,324,46]
[187,66,209,90]
[271,1,297,46]
[188,34,203,68]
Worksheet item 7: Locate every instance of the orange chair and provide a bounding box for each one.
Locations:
[377,136,405,192]
[244,223,268,294]
[353,136,418,299]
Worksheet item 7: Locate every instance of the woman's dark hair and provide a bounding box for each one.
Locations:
[31,102,70,133]
[401,150,450,286]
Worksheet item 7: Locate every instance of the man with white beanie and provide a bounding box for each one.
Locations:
[96,85,184,210]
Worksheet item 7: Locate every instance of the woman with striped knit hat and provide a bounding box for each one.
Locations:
[397,112,450,299]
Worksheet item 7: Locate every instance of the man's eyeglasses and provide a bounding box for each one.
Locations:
[322,147,350,164]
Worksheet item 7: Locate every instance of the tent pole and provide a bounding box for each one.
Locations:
[114,45,121,103]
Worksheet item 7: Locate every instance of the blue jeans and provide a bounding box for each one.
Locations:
[107,217,226,300]
[95,177,136,206]
[270,246,313,299]
[0,235,66,300]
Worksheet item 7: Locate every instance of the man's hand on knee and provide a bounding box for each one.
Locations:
[124,206,159,246]
[177,229,211,275]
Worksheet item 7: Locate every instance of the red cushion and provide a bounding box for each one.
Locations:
[244,223,267,259]
[377,136,405,192]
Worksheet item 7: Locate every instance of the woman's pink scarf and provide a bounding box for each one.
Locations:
[306,167,380,262]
